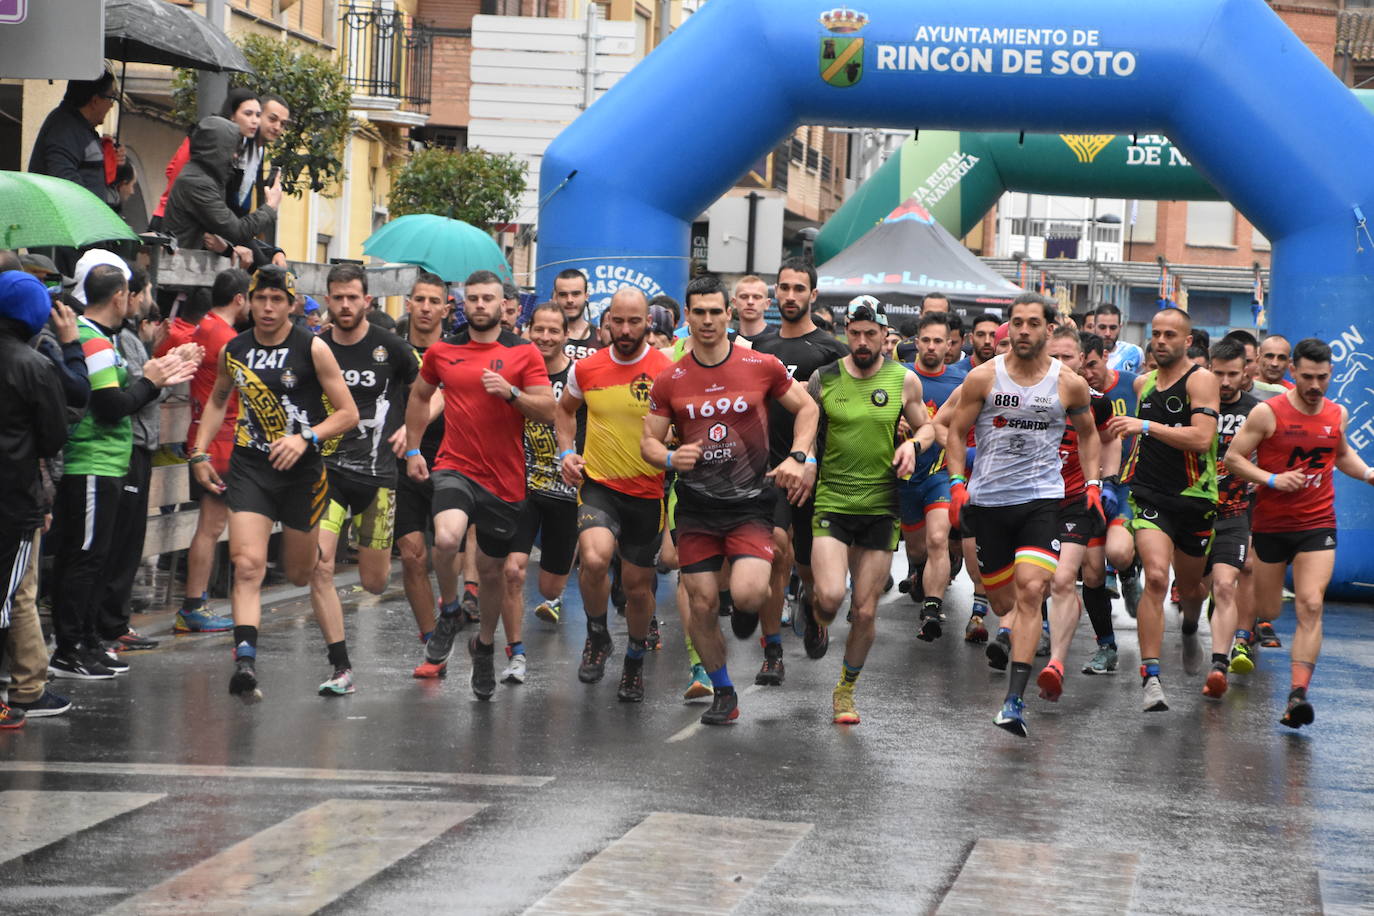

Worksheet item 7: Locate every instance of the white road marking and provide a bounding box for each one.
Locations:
[0,790,163,864]
[0,760,550,788]
[525,812,811,915]
[937,838,1138,914]
[103,799,483,915]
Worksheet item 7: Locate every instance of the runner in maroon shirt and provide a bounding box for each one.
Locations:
[642,275,818,726]
[1224,337,1374,729]
[403,270,554,700]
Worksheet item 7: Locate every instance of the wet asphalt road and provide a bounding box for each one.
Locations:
[1,556,1371,915]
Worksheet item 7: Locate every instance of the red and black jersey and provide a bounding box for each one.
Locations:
[1252,394,1343,533]
[1058,392,1113,497]
[1215,391,1260,519]
[419,328,551,503]
[649,344,791,506]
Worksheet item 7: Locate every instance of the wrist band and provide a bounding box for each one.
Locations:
[1141,420,1151,437]
[806,456,817,465]
[950,474,967,486]
[404,449,421,458]
[188,453,211,465]
[557,449,575,460]
[666,450,675,471]
[1267,473,1277,489]
[1086,479,1102,489]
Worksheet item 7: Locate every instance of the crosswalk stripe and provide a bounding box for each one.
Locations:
[666,684,763,743]
[104,799,484,915]
[524,812,811,914]
[0,760,550,788]
[937,838,1139,914]
[0,790,164,864]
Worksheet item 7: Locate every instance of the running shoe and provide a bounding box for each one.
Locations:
[832,683,860,724]
[917,610,942,643]
[790,587,809,638]
[229,657,261,703]
[109,629,159,651]
[469,637,496,701]
[616,659,644,703]
[0,702,25,729]
[1202,668,1228,699]
[1141,675,1168,712]
[802,606,829,660]
[1036,661,1064,702]
[986,630,1011,670]
[718,589,733,618]
[412,659,448,679]
[883,575,894,594]
[683,664,713,700]
[1257,622,1282,648]
[318,667,355,696]
[8,689,71,718]
[1228,641,1255,675]
[577,633,614,683]
[755,642,785,686]
[534,596,562,624]
[646,616,662,651]
[48,650,115,680]
[1035,626,1051,658]
[1181,631,1203,676]
[1104,570,1120,600]
[1121,568,1141,618]
[993,696,1028,737]
[501,648,527,684]
[1169,582,1180,605]
[460,588,480,623]
[174,605,234,633]
[97,648,129,675]
[731,608,760,640]
[897,573,915,594]
[964,614,989,644]
[1279,694,1315,729]
[425,610,464,665]
[700,689,739,725]
[1082,644,1119,675]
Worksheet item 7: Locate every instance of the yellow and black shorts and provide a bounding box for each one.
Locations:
[321,469,396,551]
[226,448,328,533]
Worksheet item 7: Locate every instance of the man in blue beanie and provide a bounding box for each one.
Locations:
[0,271,71,727]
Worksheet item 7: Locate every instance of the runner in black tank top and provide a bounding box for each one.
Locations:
[1105,308,1220,715]
[190,267,360,703]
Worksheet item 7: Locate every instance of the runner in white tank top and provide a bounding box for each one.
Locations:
[968,354,1067,506]
[941,295,1103,739]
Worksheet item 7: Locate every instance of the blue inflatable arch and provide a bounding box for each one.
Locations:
[538,0,1374,596]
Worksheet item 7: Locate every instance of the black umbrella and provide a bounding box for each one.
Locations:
[105,0,254,142]
[105,0,254,73]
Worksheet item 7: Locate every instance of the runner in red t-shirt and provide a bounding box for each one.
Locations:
[403,270,554,698]
[1224,337,1374,730]
[642,276,818,726]
[173,270,250,634]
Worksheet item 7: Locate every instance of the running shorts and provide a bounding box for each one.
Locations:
[963,498,1060,591]
[1128,486,1215,558]
[431,469,523,557]
[772,493,816,567]
[813,511,900,552]
[1058,493,1105,548]
[1252,527,1337,566]
[510,493,578,575]
[1205,514,1251,573]
[394,472,434,540]
[226,448,327,532]
[577,478,663,568]
[677,488,775,574]
[899,470,951,531]
[321,470,396,550]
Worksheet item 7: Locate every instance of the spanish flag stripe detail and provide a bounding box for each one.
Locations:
[981,563,1015,590]
[1015,547,1059,573]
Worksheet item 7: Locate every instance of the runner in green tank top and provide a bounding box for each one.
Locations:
[806,298,934,725]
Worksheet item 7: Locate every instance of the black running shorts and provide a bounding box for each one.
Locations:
[226,448,327,532]
[394,472,433,540]
[511,493,578,576]
[1128,486,1216,558]
[963,498,1060,591]
[1205,514,1251,573]
[577,478,663,568]
[812,511,900,552]
[431,469,523,557]
[773,493,816,567]
[1252,527,1337,565]
[1058,493,1105,548]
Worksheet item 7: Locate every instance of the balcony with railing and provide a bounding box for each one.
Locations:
[340,3,434,126]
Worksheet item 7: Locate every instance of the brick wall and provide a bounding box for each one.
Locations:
[419,0,482,29]
[429,32,473,128]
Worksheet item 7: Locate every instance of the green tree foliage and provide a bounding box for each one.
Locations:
[172,34,353,195]
[387,147,528,226]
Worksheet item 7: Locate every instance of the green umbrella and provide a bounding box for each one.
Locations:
[0,171,139,250]
[363,214,513,284]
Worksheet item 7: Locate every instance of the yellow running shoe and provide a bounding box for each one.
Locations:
[1229,641,1255,675]
[832,683,860,724]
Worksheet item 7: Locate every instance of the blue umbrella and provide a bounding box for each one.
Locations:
[363,214,513,284]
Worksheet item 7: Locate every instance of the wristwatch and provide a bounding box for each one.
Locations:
[507,385,521,402]
[300,425,317,445]
[789,450,807,464]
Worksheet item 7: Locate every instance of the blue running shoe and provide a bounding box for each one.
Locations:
[175,606,234,633]
[994,696,1028,737]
